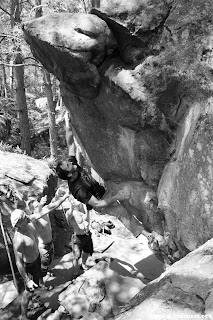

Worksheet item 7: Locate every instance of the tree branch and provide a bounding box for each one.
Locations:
[0,62,43,68]
[23,56,40,63]
[0,36,6,44]
[0,5,11,16]
[29,4,48,17]
[0,33,23,41]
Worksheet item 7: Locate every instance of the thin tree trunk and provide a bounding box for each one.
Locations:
[10,0,31,154]
[2,64,8,98]
[9,59,14,96]
[9,0,17,97]
[35,0,43,18]
[43,70,58,160]
[35,0,58,160]
[14,50,31,155]
[91,0,100,8]
[81,0,87,12]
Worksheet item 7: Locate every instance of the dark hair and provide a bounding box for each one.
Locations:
[56,161,70,180]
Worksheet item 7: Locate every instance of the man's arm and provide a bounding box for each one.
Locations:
[64,111,76,157]
[14,248,38,291]
[30,191,69,221]
[13,242,30,285]
[82,205,90,232]
[88,189,130,209]
[37,195,47,211]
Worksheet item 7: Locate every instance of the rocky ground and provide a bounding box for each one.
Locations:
[0,209,164,319]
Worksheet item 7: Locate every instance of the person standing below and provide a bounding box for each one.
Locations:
[11,209,43,320]
[66,201,93,278]
[26,189,69,276]
[56,112,130,212]
[11,190,69,320]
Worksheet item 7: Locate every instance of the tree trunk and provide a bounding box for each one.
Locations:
[9,59,14,97]
[91,0,100,8]
[10,0,31,154]
[35,0,43,18]
[14,50,31,155]
[43,70,58,160]
[81,0,87,12]
[2,64,8,98]
[35,0,58,160]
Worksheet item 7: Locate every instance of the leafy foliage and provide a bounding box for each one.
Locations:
[0,141,24,153]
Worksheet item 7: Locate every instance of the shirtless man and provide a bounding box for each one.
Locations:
[66,202,93,278]
[11,191,69,320]
[26,189,69,276]
[11,209,42,320]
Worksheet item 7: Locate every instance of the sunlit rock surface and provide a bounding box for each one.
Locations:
[23,13,116,99]
[23,0,213,264]
[114,238,213,319]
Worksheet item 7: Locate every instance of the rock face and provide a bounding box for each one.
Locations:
[23,13,116,99]
[115,238,213,319]
[0,151,57,271]
[22,0,213,263]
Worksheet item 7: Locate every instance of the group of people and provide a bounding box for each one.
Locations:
[11,112,130,320]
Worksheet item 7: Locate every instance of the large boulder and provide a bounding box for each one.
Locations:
[22,0,213,263]
[0,151,57,271]
[23,13,116,99]
[114,238,213,319]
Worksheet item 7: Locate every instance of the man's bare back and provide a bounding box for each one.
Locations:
[33,215,52,248]
[13,223,39,263]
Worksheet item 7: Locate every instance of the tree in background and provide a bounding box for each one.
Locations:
[0,0,32,155]
[35,0,58,161]
[13,0,31,155]
[0,0,92,158]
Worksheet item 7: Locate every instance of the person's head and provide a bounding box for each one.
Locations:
[56,161,78,181]
[26,198,39,213]
[11,209,29,229]
[14,198,26,210]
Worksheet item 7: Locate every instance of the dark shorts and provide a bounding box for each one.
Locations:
[72,232,93,259]
[24,255,42,289]
[40,240,54,271]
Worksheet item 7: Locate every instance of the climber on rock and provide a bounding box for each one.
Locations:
[56,111,130,212]
[55,112,157,250]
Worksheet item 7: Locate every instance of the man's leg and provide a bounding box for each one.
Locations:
[81,233,93,270]
[81,251,90,270]
[24,259,42,317]
[72,235,82,278]
[72,246,82,277]
[35,254,54,290]
[40,242,55,278]
[40,250,49,277]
